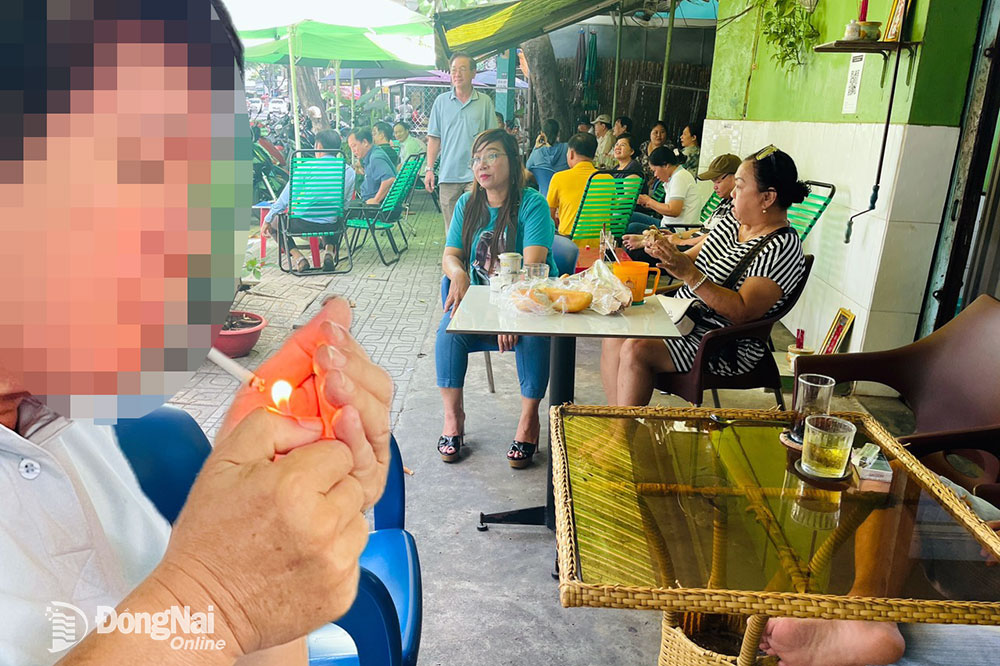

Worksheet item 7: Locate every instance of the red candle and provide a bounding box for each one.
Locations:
[859,0,868,21]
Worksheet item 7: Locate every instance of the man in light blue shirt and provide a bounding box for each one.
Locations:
[423,52,497,233]
[264,129,356,271]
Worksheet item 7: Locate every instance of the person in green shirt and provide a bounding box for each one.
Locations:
[393,121,426,167]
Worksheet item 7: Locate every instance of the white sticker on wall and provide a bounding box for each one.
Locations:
[843,53,865,114]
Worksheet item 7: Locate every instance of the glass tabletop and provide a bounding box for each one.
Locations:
[555,407,1000,605]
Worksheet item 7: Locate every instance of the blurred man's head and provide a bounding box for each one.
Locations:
[314,130,342,156]
[565,132,597,167]
[0,0,248,422]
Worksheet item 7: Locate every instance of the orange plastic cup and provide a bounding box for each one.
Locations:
[612,261,660,305]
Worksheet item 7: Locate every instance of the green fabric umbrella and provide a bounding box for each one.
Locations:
[231,0,432,147]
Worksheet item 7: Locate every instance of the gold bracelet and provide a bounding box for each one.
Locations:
[689,272,709,291]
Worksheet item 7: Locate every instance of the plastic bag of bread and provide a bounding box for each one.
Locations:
[506,279,594,315]
[566,259,632,315]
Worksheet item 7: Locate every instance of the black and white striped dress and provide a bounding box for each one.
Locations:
[665,216,806,376]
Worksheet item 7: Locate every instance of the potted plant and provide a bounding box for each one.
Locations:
[215,311,268,358]
[756,0,821,71]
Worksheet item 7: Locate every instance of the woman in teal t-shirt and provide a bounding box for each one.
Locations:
[436,128,555,468]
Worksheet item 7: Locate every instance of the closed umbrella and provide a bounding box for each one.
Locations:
[572,28,587,107]
[583,30,599,113]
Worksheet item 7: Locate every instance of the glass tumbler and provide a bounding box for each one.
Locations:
[801,415,857,478]
[789,373,836,443]
[524,263,550,280]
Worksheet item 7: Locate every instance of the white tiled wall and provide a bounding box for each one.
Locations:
[702,119,959,394]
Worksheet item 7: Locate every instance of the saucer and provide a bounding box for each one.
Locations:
[794,458,852,483]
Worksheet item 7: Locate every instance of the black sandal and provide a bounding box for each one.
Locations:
[507,440,537,469]
[437,435,463,463]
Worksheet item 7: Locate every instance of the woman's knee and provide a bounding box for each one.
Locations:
[620,338,660,369]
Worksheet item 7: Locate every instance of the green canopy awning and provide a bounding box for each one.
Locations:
[242,22,434,68]
[435,0,646,66]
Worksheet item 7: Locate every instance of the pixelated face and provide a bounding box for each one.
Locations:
[393,124,407,142]
[0,0,250,422]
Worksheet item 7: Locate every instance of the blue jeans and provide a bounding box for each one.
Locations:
[435,277,550,399]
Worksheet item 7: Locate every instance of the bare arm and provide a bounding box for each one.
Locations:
[57,573,239,665]
[442,246,469,314]
[424,136,441,192]
[648,239,783,324]
[368,177,395,205]
[523,245,548,265]
[236,639,308,666]
[637,195,683,218]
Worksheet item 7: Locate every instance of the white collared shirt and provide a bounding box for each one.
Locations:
[0,398,170,664]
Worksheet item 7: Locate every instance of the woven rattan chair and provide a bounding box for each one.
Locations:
[795,293,1000,492]
[654,256,814,409]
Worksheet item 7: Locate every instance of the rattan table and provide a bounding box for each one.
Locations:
[551,405,1000,665]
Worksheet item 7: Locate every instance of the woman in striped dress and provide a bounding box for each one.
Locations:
[602,146,808,406]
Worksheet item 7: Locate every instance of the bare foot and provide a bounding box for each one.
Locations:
[759,619,904,666]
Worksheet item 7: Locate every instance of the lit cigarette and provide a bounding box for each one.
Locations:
[270,379,293,412]
[207,347,265,391]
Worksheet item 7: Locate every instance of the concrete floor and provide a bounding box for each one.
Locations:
[174,192,917,665]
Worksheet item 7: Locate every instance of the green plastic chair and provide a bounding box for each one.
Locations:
[650,179,665,203]
[278,150,351,275]
[568,171,644,241]
[346,153,424,265]
[699,191,723,225]
[788,180,836,241]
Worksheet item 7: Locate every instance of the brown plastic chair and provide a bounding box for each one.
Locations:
[795,294,1000,492]
[654,255,814,409]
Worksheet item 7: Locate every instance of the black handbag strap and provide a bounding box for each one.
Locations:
[719,225,795,291]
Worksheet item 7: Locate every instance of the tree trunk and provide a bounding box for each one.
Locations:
[294,66,330,131]
[521,34,573,143]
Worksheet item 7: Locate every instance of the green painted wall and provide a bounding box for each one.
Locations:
[708,0,982,127]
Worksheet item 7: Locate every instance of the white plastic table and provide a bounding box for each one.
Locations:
[447,285,682,530]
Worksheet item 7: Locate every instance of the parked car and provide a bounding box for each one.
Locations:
[268,98,289,116]
[247,98,263,117]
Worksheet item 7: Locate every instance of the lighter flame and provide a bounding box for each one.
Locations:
[270,380,293,410]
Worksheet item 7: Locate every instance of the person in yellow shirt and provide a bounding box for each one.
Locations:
[546,132,599,236]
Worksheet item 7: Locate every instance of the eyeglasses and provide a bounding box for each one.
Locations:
[470,151,504,168]
[450,66,470,74]
[755,144,779,160]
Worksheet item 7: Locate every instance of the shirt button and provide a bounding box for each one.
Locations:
[18,458,41,480]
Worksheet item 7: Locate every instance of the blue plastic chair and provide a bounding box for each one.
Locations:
[113,406,420,666]
[551,234,579,276]
[309,435,422,666]
[529,166,556,197]
[114,405,211,524]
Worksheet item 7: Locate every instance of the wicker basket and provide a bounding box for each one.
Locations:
[658,613,778,666]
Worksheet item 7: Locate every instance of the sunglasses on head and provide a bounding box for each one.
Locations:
[755,144,779,160]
